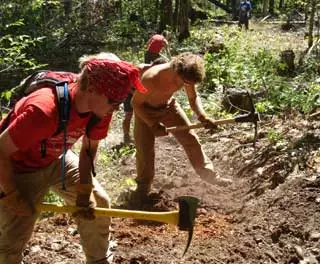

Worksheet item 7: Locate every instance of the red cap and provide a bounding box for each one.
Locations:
[86,59,147,102]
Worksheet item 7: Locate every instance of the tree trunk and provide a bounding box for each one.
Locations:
[279,0,284,9]
[263,0,268,16]
[230,0,237,20]
[278,49,295,76]
[61,0,72,19]
[159,0,173,33]
[177,0,190,42]
[308,0,316,48]
[269,0,274,15]
[154,0,160,24]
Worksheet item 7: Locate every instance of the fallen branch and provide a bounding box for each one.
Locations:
[261,20,306,24]
[306,38,320,57]
[259,15,271,22]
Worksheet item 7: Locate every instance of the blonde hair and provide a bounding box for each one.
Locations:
[78,52,121,91]
[171,52,205,83]
[79,52,121,69]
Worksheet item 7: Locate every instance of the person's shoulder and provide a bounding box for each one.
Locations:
[21,87,58,117]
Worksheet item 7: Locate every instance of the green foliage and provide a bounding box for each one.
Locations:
[267,128,284,144]
[203,27,281,93]
[98,144,136,164]
[109,145,136,161]
[43,190,64,205]
[185,24,320,115]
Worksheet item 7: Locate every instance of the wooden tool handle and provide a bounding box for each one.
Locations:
[166,118,236,133]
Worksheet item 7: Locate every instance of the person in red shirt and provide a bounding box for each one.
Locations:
[144,31,171,63]
[0,52,147,264]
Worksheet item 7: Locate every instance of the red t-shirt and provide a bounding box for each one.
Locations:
[1,83,112,172]
[147,34,165,53]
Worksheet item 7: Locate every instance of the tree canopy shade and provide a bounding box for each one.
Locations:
[0,0,316,89]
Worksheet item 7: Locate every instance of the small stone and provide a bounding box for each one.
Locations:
[30,245,41,253]
[310,232,320,241]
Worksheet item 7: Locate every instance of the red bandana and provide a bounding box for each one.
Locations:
[86,59,147,102]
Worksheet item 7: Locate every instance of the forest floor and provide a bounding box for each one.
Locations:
[23,22,320,264]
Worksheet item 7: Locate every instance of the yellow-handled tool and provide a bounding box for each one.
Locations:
[37,203,179,225]
[37,196,199,256]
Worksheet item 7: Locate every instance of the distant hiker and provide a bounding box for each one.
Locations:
[0,52,147,264]
[132,52,232,205]
[144,31,171,63]
[238,0,252,30]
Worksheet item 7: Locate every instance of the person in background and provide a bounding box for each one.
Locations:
[238,0,252,30]
[131,52,232,207]
[122,57,169,145]
[122,92,134,145]
[0,52,146,264]
[144,31,171,63]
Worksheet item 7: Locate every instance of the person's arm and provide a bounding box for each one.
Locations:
[162,39,171,59]
[74,136,100,219]
[79,135,99,185]
[0,105,56,194]
[0,129,34,215]
[184,84,207,120]
[185,85,217,129]
[0,129,18,194]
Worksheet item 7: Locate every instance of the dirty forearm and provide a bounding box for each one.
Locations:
[0,157,15,194]
[0,131,18,194]
[190,96,208,120]
[79,137,99,185]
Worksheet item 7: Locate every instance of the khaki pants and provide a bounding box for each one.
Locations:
[134,99,215,192]
[0,151,111,264]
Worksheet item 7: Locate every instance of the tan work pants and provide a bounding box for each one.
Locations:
[0,151,111,264]
[134,99,215,192]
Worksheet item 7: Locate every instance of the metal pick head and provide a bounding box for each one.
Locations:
[177,196,200,256]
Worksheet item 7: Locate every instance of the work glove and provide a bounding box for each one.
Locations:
[198,115,218,133]
[73,184,96,220]
[0,190,34,216]
[151,123,168,137]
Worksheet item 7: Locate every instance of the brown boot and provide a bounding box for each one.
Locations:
[128,184,152,210]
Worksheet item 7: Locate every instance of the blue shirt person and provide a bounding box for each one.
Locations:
[239,0,252,30]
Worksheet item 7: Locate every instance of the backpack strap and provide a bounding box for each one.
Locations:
[56,81,70,190]
[40,81,70,157]
[40,81,70,190]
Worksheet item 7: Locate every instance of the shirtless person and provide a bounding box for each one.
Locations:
[132,52,232,200]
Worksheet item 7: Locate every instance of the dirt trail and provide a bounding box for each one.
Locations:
[23,115,320,263]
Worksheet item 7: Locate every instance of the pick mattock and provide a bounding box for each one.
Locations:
[37,195,199,256]
[167,91,260,146]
